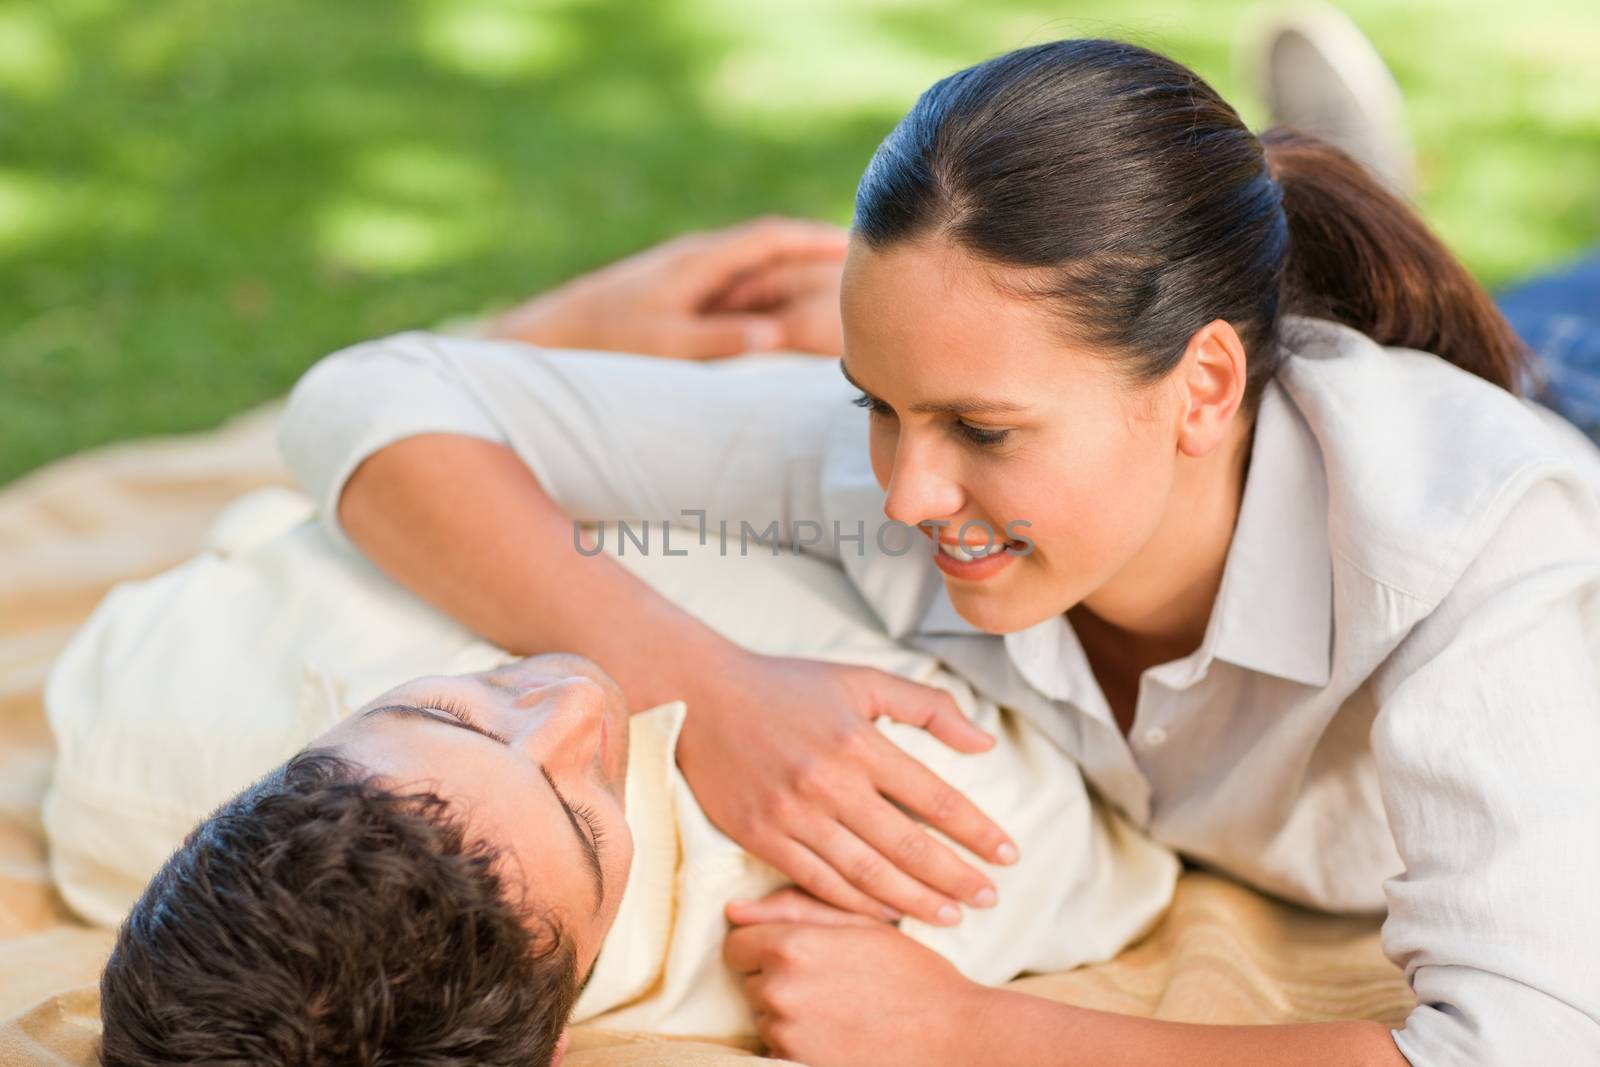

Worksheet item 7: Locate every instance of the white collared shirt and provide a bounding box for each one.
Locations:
[279,316,1600,1066]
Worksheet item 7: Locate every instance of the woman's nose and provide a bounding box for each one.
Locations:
[881,440,964,529]
[517,676,607,769]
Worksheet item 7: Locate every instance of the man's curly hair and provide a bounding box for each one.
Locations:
[98,748,579,1066]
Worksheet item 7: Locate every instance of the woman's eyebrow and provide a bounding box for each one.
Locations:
[838,358,870,394]
[838,358,1031,416]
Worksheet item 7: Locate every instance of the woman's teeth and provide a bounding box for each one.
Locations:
[939,540,1000,562]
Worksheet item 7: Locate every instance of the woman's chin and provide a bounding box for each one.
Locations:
[944,578,1069,636]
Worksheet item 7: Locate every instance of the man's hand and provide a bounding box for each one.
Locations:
[724,885,891,929]
[724,907,989,1067]
[485,215,847,358]
[702,253,845,356]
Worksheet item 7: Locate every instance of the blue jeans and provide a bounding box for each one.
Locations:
[1498,252,1600,444]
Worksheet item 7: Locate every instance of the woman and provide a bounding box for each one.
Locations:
[279,39,1600,1067]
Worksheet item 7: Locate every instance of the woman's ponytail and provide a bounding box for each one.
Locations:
[1263,126,1529,392]
[852,40,1530,407]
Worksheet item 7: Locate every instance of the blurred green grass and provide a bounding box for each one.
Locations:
[2,0,1597,486]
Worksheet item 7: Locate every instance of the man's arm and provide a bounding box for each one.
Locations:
[724,921,1409,1067]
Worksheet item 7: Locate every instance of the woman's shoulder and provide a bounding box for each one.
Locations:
[1276,317,1600,607]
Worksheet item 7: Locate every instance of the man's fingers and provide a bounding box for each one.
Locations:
[724,922,834,977]
[658,313,785,359]
[710,259,844,313]
[872,736,1019,867]
[725,886,887,929]
[775,290,845,358]
[676,216,848,295]
[705,264,789,312]
[723,922,794,974]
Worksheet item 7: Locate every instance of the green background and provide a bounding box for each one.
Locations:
[3,0,1597,486]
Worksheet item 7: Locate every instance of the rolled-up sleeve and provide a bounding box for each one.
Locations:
[276,332,854,555]
[1370,472,1600,1066]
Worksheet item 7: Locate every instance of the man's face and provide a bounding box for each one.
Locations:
[313,652,634,978]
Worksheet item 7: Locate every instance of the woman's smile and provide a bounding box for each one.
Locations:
[927,529,1027,581]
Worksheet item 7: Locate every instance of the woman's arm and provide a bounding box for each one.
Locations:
[276,233,1021,927]
[1365,473,1600,1064]
[337,431,747,712]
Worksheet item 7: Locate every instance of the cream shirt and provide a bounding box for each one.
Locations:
[277,316,1600,1066]
[43,488,1177,1038]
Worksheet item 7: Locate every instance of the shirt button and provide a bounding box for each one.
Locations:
[1142,726,1168,746]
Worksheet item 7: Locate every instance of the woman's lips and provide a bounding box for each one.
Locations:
[930,535,1024,581]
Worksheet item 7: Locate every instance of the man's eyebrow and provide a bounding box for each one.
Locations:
[539,766,605,915]
[362,704,604,914]
[838,359,1031,417]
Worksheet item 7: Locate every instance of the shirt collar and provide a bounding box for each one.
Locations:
[1167,373,1334,688]
[915,373,1334,690]
[571,700,686,1022]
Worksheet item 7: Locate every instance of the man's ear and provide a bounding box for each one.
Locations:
[551,1027,570,1067]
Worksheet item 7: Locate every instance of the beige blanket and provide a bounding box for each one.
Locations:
[0,401,1415,1065]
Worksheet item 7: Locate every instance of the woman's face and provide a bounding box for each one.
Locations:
[312,652,633,978]
[840,235,1186,635]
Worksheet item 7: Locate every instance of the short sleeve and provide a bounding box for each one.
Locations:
[1370,472,1600,1065]
[275,331,856,557]
[888,698,1180,983]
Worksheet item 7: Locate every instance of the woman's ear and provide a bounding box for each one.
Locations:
[551,1027,570,1067]
[1174,318,1248,457]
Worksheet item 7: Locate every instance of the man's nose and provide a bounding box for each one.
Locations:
[518,677,607,769]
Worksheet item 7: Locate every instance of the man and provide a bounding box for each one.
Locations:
[54,474,1178,1064]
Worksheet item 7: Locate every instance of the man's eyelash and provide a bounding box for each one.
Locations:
[416,696,512,745]
[569,799,607,848]
[547,777,607,851]
[417,696,608,856]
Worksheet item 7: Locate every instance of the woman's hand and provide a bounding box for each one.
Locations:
[676,651,1018,927]
[724,897,988,1067]
[484,215,848,358]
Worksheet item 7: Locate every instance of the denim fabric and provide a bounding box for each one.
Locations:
[1498,252,1600,444]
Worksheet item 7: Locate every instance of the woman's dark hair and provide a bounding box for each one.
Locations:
[98,748,578,1067]
[853,38,1529,413]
